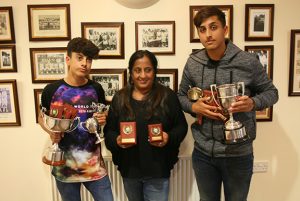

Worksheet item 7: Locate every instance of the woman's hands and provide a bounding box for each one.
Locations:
[116,132,169,148]
[150,132,169,147]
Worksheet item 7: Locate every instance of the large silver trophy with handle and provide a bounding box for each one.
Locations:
[80,102,110,144]
[41,108,80,166]
[210,82,250,144]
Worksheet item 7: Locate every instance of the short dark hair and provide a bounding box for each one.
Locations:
[194,6,226,28]
[67,37,99,59]
[128,50,158,84]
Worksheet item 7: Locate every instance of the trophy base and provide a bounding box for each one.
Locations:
[224,125,250,144]
[121,138,136,145]
[42,156,66,166]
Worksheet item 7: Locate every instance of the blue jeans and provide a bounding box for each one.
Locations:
[122,177,169,201]
[192,148,253,201]
[55,175,114,201]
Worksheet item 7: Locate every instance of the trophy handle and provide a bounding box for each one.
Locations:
[40,107,46,117]
[40,107,53,131]
[236,82,245,96]
[79,121,89,132]
[66,117,80,133]
[210,84,221,107]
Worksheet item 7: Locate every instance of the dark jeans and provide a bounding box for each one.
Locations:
[122,177,169,201]
[192,148,253,201]
[55,175,113,201]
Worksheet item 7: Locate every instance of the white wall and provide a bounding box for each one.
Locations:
[0,0,299,200]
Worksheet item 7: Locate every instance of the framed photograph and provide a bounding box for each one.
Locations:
[0,79,21,126]
[288,29,300,96]
[30,47,68,83]
[157,68,178,92]
[245,4,274,41]
[135,21,175,55]
[255,107,273,122]
[0,45,17,72]
[34,89,43,123]
[81,22,124,59]
[245,45,274,121]
[0,7,15,44]
[190,5,233,43]
[27,4,71,41]
[90,69,127,103]
[245,45,273,79]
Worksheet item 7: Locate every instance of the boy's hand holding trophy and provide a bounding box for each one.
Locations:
[41,104,79,166]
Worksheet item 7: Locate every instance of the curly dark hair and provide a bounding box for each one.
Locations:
[194,6,226,28]
[67,37,99,59]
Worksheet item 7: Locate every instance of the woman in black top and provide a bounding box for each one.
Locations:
[104,50,187,201]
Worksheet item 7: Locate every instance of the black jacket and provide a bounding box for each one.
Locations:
[104,85,188,178]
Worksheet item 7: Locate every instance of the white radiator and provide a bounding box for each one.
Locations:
[51,156,199,201]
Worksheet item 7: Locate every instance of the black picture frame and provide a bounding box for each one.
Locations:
[0,7,15,44]
[157,68,178,92]
[81,22,125,59]
[190,5,233,43]
[245,4,274,41]
[135,21,175,55]
[0,79,21,126]
[30,47,68,83]
[27,4,71,41]
[245,45,274,121]
[288,29,300,96]
[90,69,127,103]
[0,44,17,72]
[34,88,43,123]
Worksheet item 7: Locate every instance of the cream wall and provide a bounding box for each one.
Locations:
[0,0,299,200]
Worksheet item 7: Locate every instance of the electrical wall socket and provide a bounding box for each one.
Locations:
[253,161,268,173]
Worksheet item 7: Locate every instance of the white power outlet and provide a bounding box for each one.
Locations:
[253,161,268,173]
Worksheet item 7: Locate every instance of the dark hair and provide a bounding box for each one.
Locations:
[116,50,168,120]
[128,50,158,84]
[194,6,226,28]
[67,37,99,59]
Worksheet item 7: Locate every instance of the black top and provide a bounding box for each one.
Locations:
[104,86,188,178]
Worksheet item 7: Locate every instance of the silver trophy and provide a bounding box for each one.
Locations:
[210,82,250,144]
[80,103,110,144]
[41,108,80,166]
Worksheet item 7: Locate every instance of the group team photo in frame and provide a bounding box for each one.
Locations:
[156,68,178,92]
[245,4,274,41]
[0,6,15,44]
[135,21,175,55]
[245,45,274,121]
[0,79,21,126]
[189,5,233,43]
[288,29,300,96]
[81,22,124,59]
[30,47,68,83]
[27,4,71,41]
[0,45,17,72]
[89,68,127,103]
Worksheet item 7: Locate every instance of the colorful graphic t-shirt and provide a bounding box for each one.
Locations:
[41,79,107,182]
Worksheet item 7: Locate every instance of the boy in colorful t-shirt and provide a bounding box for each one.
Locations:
[39,37,113,201]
